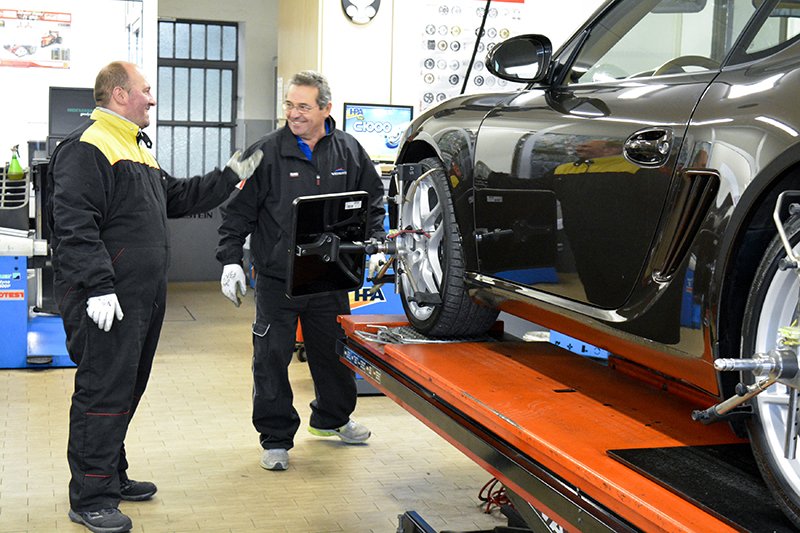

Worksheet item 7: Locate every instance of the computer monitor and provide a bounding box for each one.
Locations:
[342,103,413,164]
[48,86,95,138]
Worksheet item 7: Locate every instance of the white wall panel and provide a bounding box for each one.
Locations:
[0,0,156,165]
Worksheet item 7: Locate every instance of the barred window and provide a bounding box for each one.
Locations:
[157,20,237,176]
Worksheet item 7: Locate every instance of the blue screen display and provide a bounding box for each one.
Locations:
[342,103,413,163]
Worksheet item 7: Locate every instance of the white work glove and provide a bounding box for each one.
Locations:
[86,293,124,332]
[221,264,247,307]
[367,252,387,280]
[226,149,264,181]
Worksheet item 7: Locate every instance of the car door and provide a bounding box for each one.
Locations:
[473,0,759,310]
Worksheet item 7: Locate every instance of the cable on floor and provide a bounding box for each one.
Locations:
[478,477,511,514]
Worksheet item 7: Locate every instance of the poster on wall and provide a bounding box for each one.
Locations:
[0,8,71,68]
[418,0,526,111]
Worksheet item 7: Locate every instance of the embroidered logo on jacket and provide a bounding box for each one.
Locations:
[289,171,300,179]
[331,168,347,177]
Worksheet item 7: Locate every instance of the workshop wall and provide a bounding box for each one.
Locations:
[277,0,604,131]
[391,0,605,112]
[158,0,279,148]
[158,0,279,282]
[0,0,158,166]
[319,0,395,121]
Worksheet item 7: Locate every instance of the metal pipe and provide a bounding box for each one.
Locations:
[714,357,777,374]
[773,191,800,278]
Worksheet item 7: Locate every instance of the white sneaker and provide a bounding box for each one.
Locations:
[308,419,371,444]
[260,448,289,470]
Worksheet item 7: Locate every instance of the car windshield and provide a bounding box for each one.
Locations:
[566,0,760,83]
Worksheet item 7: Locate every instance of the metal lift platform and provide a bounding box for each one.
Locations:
[337,314,797,533]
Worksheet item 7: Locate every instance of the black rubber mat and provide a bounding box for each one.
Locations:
[608,444,797,531]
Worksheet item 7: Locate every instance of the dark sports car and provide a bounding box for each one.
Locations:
[389,0,800,526]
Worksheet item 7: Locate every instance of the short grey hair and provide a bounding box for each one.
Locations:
[288,70,331,108]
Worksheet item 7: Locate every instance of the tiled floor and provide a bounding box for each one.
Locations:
[0,282,506,533]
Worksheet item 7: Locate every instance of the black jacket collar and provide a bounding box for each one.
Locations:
[279,116,337,159]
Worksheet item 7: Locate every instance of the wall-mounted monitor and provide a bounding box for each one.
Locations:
[48,86,95,138]
[342,102,413,164]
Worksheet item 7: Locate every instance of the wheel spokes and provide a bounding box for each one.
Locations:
[785,388,800,460]
[760,392,791,406]
[398,173,446,320]
[420,203,442,230]
[426,223,444,277]
[404,177,444,293]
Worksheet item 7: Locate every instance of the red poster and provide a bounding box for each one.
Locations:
[0,8,72,68]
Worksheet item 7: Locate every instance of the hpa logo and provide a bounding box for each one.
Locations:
[349,285,386,309]
[345,107,364,120]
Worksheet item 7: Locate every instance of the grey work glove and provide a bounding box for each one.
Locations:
[86,293,124,332]
[226,149,264,181]
[221,264,247,307]
[367,252,387,280]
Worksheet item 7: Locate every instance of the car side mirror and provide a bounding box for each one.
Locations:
[486,34,553,84]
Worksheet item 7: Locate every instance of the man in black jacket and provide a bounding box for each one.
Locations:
[48,61,262,533]
[216,71,385,471]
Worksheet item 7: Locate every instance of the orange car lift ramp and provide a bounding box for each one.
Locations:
[338,314,797,533]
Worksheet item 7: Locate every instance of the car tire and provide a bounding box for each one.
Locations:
[742,215,800,527]
[396,157,499,337]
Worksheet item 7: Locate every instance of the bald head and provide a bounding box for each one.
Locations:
[94,61,131,107]
[94,61,156,128]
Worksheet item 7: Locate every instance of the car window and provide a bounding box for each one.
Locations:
[745,1,800,54]
[565,0,758,84]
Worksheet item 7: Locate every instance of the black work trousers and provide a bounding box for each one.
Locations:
[56,274,166,512]
[252,274,355,450]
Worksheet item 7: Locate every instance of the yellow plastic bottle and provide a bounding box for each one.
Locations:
[7,145,24,181]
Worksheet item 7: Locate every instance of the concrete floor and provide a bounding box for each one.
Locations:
[0,282,506,533]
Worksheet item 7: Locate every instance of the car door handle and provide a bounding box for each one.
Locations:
[624,127,673,167]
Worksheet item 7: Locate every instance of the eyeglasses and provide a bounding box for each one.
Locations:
[283,101,317,114]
